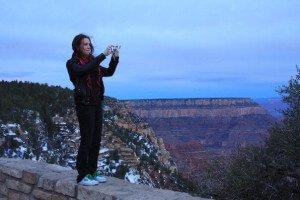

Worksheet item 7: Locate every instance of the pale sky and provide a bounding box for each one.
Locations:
[0,0,299,99]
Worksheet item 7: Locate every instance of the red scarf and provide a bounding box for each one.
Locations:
[76,54,103,96]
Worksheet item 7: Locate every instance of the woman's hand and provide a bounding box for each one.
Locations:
[103,45,113,56]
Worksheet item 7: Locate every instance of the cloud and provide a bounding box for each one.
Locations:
[0,71,34,79]
[0,0,299,99]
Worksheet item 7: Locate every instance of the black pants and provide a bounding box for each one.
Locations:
[75,102,103,183]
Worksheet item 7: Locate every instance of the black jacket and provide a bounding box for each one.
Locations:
[66,52,119,105]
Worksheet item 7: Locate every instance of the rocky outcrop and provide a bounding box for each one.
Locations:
[0,157,205,200]
[103,97,177,171]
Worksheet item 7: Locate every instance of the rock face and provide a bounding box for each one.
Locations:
[121,98,276,182]
[0,157,205,200]
[103,97,176,171]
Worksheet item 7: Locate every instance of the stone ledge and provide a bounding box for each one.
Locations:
[0,157,206,200]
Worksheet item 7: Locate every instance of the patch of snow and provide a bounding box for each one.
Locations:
[35,118,42,124]
[7,130,16,136]
[145,143,151,149]
[99,147,109,154]
[103,153,109,158]
[99,159,107,167]
[42,143,48,151]
[18,146,27,154]
[12,151,17,157]
[75,128,80,134]
[124,168,141,184]
[7,123,18,128]
[103,105,111,111]
[13,137,23,143]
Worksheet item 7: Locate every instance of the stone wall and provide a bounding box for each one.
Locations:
[0,157,205,200]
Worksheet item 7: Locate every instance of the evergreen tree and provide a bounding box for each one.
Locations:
[206,66,300,199]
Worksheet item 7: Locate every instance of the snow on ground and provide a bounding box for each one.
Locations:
[13,137,23,143]
[42,143,48,151]
[7,123,19,128]
[124,168,141,184]
[103,105,111,111]
[18,146,27,154]
[74,136,80,140]
[35,118,42,124]
[7,130,16,136]
[75,128,80,134]
[99,147,109,154]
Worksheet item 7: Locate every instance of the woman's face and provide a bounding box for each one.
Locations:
[78,38,91,57]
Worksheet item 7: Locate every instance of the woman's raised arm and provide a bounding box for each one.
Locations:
[67,53,106,76]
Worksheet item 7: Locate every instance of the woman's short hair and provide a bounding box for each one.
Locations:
[72,33,94,56]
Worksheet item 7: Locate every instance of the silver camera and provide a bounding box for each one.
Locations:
[110,45,121,53]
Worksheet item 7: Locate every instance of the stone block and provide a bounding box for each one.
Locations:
[22,170,39,185]
[0,165,22,179]
[38,172,61,191]
[32,189,52,200]
[54,177,77,197]
[7,191,20,200]
[6,179,32,194]
[0,173,7,183]
[7,190,31,200]
[0,182,7,196]
[67,198,76,200]
[51,194,69,200]
[77,185,113,200]
[44,164,72,173]
[0,157,14,164]
[38,171,76,192]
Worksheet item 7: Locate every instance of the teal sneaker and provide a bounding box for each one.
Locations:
[92,171,107,183]
[78,174,99,186]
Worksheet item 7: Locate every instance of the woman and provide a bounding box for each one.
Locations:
[66,33,119,186]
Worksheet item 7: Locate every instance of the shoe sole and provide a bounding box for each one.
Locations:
[78,180,100,186]
[78,182,99,186]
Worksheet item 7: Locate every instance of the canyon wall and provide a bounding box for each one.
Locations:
[121,98,276,181]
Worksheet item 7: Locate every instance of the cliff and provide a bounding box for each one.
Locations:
[121,98,276,182]
[121,98,275,147]
[0,157,205,200]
